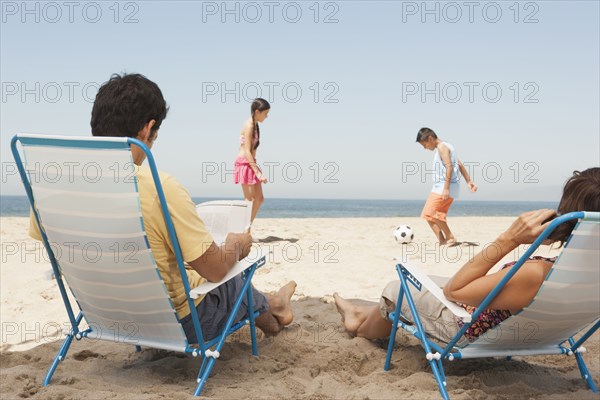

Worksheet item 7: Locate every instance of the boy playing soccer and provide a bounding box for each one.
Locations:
[417,127,477,245]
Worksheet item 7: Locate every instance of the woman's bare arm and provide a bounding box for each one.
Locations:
[443,209,556,311]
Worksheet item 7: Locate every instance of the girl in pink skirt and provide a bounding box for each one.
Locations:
[234,98,270,225]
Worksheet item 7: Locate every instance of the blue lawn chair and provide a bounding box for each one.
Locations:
[11,133,266,396]
[384,212,600,399]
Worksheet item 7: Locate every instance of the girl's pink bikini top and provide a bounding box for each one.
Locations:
[240,127,259,148]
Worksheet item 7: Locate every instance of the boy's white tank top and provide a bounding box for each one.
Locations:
[432,141,460,199]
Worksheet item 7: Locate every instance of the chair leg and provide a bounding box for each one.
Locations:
[385,285,405,371]
[435,359,447,387]
[428,358,450,400]
[43,331,76,386]
[194,357,217,396]
[569,338,598,393]
[384,312,399,371]
[197,356,209,381]
[193,266,259,396]
[397,272,450,399]
[43,312,84,386]
[246,284,259,356]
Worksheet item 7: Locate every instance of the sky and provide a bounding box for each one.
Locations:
[1,0,599,201]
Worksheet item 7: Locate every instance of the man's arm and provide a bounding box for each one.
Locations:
[187,232,252,282]
[160,175,252,283]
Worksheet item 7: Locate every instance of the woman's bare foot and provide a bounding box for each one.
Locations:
[268,281,296,326]
[333,293,365,335]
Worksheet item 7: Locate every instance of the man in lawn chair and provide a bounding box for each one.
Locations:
[29,73,296,343]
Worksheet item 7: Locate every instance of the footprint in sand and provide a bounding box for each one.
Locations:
[303,314,315,322]
[40,289,56,301]
[73,350,102,361]
[58,376,78,385]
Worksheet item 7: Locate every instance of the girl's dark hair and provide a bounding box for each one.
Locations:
[548,167,600,246]
[91,73,169,138]
[250,98,270,150]
[416,127,437,142]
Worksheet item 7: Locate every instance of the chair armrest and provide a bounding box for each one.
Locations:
[190,250,266,299]
[395,257,472,323]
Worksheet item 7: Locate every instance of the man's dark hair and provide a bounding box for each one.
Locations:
[91,73,169,138]
[416,127,437,142]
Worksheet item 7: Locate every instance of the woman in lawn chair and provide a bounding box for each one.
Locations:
[334,167,599,344]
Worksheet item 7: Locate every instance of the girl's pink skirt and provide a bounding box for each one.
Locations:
[234,156,260,185]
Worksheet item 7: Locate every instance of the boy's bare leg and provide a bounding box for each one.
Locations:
[427,221,446,244]
[435,219,456,245]
[255,281,297,336]
[333,293,392,340]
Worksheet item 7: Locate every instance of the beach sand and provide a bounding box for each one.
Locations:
[1,216,598,399]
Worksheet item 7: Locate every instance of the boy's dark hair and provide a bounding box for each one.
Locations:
[416,127,437,142]
[91,73,169,138]
[548,167,600,246]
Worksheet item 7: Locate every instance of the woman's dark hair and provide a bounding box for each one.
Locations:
[416,127,437,142]
[91,73,169,138]
[250,98,270,150]
[548,167,600,246]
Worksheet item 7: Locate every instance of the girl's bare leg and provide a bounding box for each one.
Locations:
[241,184,254,202]
[241,184,255,232]
[249,182,264,223]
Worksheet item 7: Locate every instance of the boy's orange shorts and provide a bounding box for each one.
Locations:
[421,192,454,222]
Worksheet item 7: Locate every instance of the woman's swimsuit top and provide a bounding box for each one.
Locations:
[457,256,557,342]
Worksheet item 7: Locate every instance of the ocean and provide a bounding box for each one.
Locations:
[0,196,558,218]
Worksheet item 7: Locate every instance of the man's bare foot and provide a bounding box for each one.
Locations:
[269,281,296,326]
[333,293,363,335]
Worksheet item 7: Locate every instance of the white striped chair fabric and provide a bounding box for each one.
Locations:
[19,135,188,352]
[461,217,600,358]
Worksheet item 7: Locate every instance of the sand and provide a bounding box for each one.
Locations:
[1,216,598,399]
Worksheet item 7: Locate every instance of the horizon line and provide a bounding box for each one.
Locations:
[0,194,559,203]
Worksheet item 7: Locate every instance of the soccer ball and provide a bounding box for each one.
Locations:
[394,225,414,244]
